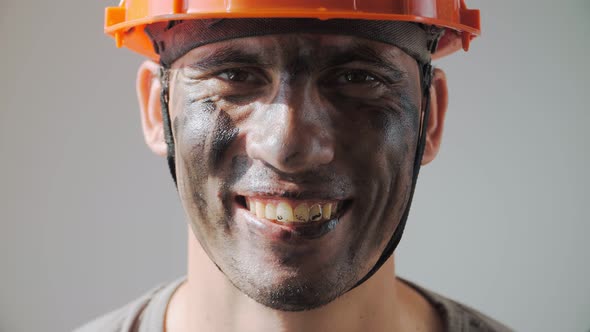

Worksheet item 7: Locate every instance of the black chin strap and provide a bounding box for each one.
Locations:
[159,67,177,186]
[159,63,434,292]
[349,62,434,290]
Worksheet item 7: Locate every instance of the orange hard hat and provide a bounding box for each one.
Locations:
[105,0,480,62]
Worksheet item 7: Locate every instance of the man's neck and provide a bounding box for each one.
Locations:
[165,227,442,332]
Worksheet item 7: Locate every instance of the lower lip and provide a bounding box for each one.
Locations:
[234,204,344,243]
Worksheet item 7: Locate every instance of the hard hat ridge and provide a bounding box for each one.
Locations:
[105,0,480,61]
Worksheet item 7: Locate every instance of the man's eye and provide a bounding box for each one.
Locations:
[337,70,377,84]
[217,69,257,83]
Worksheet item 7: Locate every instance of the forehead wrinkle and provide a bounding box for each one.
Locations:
[268,35,409,79]
[319,40,408,76]
[184,39,277,71]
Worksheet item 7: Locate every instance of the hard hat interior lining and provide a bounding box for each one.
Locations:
[145,18,443,67]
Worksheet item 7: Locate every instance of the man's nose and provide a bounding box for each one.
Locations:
[246,89,334,174]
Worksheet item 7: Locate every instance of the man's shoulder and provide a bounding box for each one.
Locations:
[400,278,513,332]
[73,278,185,332]
[73,302,140,332]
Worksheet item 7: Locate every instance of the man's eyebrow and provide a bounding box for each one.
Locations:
[186,45,271,70]
[323,44,407,78]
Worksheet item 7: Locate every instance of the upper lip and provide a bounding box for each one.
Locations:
[229,163,353,200]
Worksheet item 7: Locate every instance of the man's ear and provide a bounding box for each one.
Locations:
[421,68,448,165]
[137,60,167,157]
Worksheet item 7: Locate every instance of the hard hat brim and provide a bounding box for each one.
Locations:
[105,0,480,61]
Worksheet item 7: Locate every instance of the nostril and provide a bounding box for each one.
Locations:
[283,152,300,165]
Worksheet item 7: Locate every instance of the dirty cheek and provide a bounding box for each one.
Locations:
[209,106,239,171]
[173,98,239,223]
[344,92,420,255]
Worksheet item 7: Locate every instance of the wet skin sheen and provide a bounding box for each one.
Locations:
[167,34,423,311]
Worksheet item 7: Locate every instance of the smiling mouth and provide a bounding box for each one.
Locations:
[235,195,351,226]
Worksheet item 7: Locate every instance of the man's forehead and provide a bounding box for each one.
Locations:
[174,34,407,68]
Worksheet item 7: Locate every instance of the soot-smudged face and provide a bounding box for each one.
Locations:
[167,34,423,311]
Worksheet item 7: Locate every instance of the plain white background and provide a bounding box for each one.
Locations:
[1,1,588,331]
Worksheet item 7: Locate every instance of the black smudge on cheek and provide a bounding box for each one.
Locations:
[174,117,206,220]
[226,155,252,190]
[354,92,422,274]
[209,108,239,171]
[177,97,241,233]
[174,99,221,221]
[210,107,241,222]
[376,92,421,249]
[346,91,421,258]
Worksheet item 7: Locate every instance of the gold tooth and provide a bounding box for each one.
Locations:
[309,204,322,221]
[322,203,332,220]
[294,203,310,222]
[265,203,277,220]
[255,201,266,219]
[276,202,294,222]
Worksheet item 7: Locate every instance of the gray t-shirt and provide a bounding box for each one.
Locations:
[74,277,512,332]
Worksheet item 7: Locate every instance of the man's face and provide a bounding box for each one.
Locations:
[167,34,422,311]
